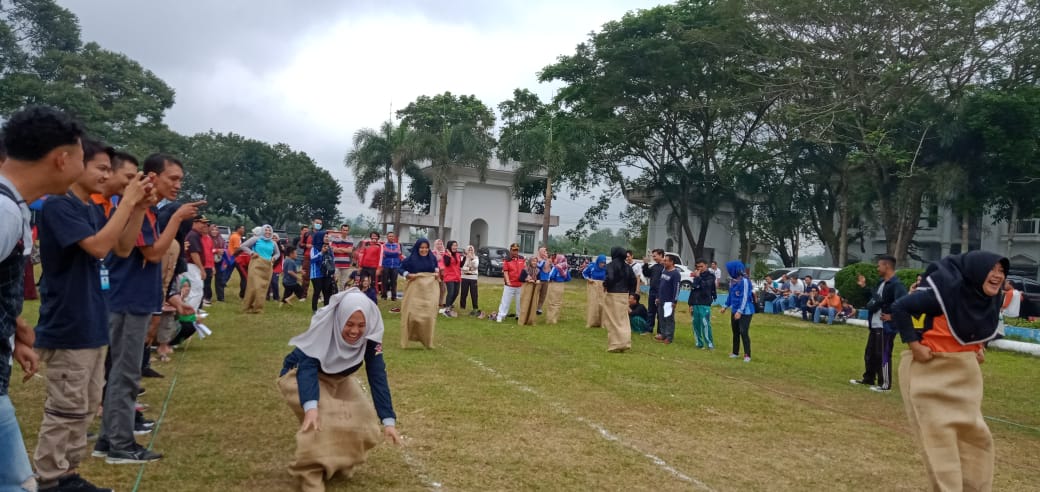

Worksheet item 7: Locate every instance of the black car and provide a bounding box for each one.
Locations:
[1006,275,1040,319]
[479,246,512,277]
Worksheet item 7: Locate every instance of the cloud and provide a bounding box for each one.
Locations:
[58,0,658,232]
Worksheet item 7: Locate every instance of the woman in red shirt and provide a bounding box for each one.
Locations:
[441,240,463,317]
[358,231,383,285]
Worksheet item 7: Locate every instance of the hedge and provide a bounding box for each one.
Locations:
[835,263,925,309]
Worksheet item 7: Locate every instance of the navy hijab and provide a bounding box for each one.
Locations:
[923,250,1009,344]
[401,238,438,273]
[311,230,327,254]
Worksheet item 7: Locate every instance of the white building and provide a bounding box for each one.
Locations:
[388,158,559,255]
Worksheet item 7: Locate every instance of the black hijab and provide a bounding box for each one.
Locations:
[923,250,1009,345]
[605,246,635,293]
[401,238,438,273]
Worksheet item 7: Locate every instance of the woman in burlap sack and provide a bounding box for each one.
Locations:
[517,256,541,325]
[278,289,402,492]
[240,224,280,314]
[543,254,571,324]
[399,238,440,348]
[603,247,635,352]
[890,251,1008,492]
[582,254,607,328]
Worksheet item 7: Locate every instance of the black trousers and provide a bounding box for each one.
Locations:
[282,283,305,301]
[310,277,334,312]
[236,263,248,298]
[460,278,479,310]
[646,292,659,332]
[380,268,399,300]
[731,313,752,357]
[444,281,461,308]
[861,327,895,387]
[203,267,214,302]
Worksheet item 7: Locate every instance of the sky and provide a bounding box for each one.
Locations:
[58,0,662,232]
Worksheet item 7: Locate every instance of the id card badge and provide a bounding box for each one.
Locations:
[100,265,111,291]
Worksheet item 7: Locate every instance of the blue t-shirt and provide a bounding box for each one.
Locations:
[658,268,681,304]
[282,258,299,286]
[35,194,110,350]
[106,208,162,315]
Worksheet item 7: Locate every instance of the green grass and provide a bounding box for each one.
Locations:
[10,278,1040,491]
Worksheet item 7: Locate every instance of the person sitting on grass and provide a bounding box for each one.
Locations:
[813,289,843,325]
[278,289,402,492]
[358,271,378,305]
[840,297,855,319]
[629,293,649,334]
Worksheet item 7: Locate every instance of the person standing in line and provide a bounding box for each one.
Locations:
[228,225,247,298]
[460,245,481,316]
[182,216,209,311]
[309,230,335,313]
[331,224,355,292]
[688,259,716,349]
[432,239,447,307]
[0,107,88,492]
[851,255,907,392]
[300,221,317,297]
[654,254,681,345]
[381,232,402,301]
[535,246,551,315]
[604,247,636,352]
[441,240,463,317]
[33,138,152,490]
[720,261,755,362]
[200,221,215,305]
[641,249,665,334]
[496,244,525,323]
[208,224,227,302]
[709,261,723,288]
[890,251,1007,491]
[625,250,643,293]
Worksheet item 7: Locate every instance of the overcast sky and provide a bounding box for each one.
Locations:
[58,0,660,231]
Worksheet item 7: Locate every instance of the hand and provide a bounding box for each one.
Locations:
[177,304,195,316]
[13,342,39,382]
[120,172,148,205]
[406,274,416,281]
[384,426,402,445]
[720,307,727,313]
[976,349,985,364]
[856,274,867,288]
[880,313,892,322]
[909,341,933,363]
[200,269,208,281]
[734,312,742,320]
[300,409,320,432]
[172,200,206,222]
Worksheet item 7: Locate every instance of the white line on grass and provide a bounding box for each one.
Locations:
[398,441,444,491]
[465,356,715,491]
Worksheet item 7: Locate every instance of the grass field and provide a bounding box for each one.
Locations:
[10,277,1040,491]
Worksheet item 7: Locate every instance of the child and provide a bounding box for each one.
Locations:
[281,248,304,307]
[629,293,649,334]
[278,289,402,491]
[359,272,378,305]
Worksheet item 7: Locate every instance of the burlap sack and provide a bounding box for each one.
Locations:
[603,292,631,352]
[518,282,540,326]
[585,280,604,328]
[402,272,439,348]
[899,350,993,492]
[544,282,566,324]
[243,257,273,313]
[277,369,381,492]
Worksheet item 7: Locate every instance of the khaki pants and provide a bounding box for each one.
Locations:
[336,267,356,292]
[34,347,107,485]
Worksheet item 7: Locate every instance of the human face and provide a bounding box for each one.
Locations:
[711,262,717,269]
[341,225,350,235]
[652,251,663,263]
[538,247,547,259]
[877,259,893,277]
[388,232,396,243]
[450,242,458,253]
[193,221,207,233]
[510,246,519,258]
[105,160,137,197]
[419,243,430,256]
[625,252,633,263]
[340,310,367,345]
[982,263,1006,297]
[209,224,219,236]
[77,152,113,195]
[663,256,675,269]
[695,261,706,272]
[370,232,379,242]
[466,245,475,256]
[153,162,184,201]
[264,226,273,239]
[313,219,323,230]
[236,226,245,234]
[629,295,637,306]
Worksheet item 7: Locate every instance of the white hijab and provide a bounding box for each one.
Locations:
[289,288,385,373]
[251,226,262,238]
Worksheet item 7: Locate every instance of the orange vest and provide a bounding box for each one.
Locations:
[921,315,982,354]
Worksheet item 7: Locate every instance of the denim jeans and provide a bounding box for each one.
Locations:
[814,307,837,324]
[0,394,36,491]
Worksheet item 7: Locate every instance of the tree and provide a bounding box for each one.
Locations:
[345,121,420,234]
[397,92,496,240]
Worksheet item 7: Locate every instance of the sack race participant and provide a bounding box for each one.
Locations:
[544,254,570,324]
[399,239,439,348]
[518,257,540,326]
[890,251,1008,492]
[278,289,401,492]
[582,255,607,328]
[241,224,281,314]
[603,247,636,352]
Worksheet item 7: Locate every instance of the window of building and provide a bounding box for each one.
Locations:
[1016,219,1038,235]
[518,230,536,254]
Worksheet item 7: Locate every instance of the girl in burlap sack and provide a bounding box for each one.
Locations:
[278,289,402,492]
[890,251,1009,492]
[240,224,280,314]
[543,254,571,324]
[399,238,440,348]
[603,247,635,352]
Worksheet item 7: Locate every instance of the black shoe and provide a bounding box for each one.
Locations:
[141,367,164,378]
[135,410,155,428]
[137,387,146,397]
[134,421,153,436]
[537,309,543,315]
[54,474,113,491]
[92,439,109,458]
[105,443,162,464]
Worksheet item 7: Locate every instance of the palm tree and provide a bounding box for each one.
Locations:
[345,121,419,234]
[413,124,490,240]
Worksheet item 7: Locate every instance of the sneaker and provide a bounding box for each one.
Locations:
[105,444,162,464]
[55,474,113,492]
[849,379,873,386]
[537,309,543,315]
[743,355,751,363]
[729,353,740,358]
[202,300,212,307]
[92,439,109,458]
[469,310,479,317]
[654,335,664,341]
[389,307,401,313]
[141,367,164,378]
[134,421,153,436]
[870,386,892,393]
[137,387,146,397]
[707,344,715,350]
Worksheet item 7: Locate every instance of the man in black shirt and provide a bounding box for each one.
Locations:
[641,249,665,335]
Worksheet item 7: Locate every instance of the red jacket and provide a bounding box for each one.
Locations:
[441,252,462,282]
[502,257,525,288]
[359,242,382,268]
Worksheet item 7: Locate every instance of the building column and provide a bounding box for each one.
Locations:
[507,194,520,247]
[450,181,465,241]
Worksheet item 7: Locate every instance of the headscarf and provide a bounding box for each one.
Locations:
[289,288,385,373]
[311,230,327,253]
[443,240,458,266]
[261,224,273,240]
[251,226,262,238]
[726,260,746,279]
[401,238,438,273]
[554,254,569,274]
[922,251,1009,345]
[606,247,629,278]
[583,254,608,281]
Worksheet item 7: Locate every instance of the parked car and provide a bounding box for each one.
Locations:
[1006,275,1040,319]
[479,246,512,277]
[217,225,231,243]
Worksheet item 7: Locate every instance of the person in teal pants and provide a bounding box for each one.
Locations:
[687,259,717,349]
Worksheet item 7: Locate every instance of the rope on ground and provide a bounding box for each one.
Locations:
[131,339,192,492]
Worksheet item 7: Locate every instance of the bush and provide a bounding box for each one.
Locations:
[834,263,878,308]
[752,260,770,280]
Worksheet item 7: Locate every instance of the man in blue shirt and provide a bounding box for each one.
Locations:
[33,138,150,492]
[655,254,682,344]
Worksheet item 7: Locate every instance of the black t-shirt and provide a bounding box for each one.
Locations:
[35,194,109,349]
[184,230,204,264]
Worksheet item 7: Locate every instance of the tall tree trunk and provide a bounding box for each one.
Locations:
[542,172,552,247]
[837,187,849,267]
[884,186,924,267]
[961,209,970,253]
[394,170,404,235]
[437,192,448,240]
[1007,202,1018,258]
